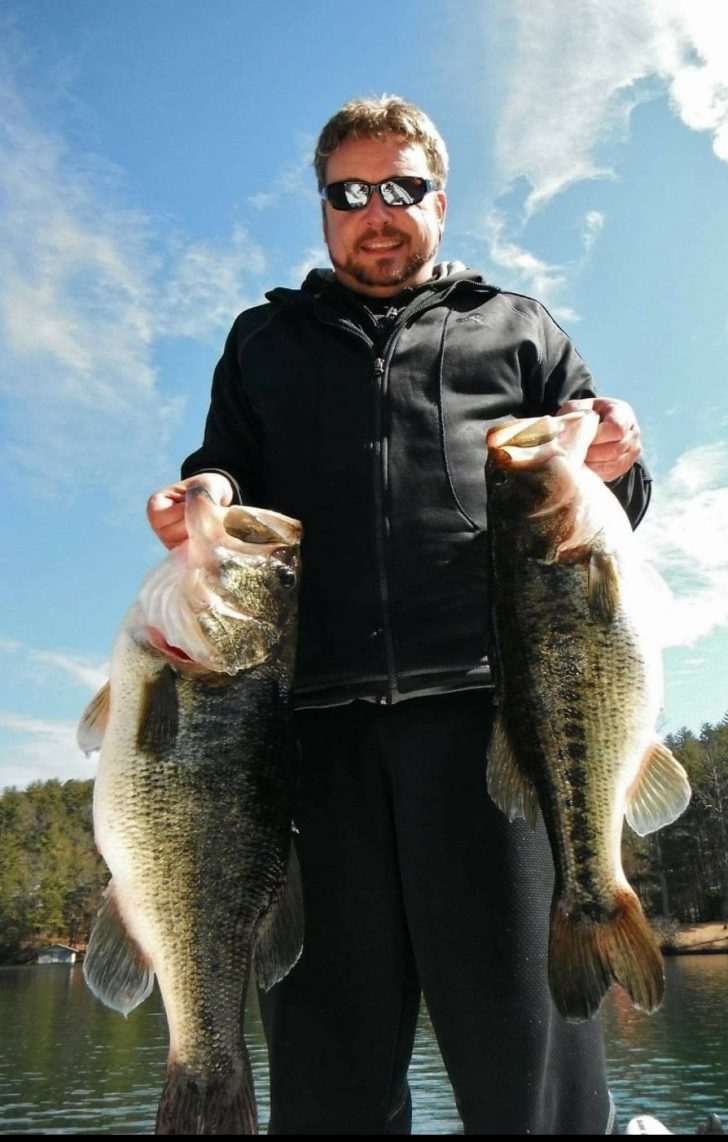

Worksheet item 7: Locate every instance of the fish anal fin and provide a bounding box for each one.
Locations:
[77,682,111,755]
[254,838,305,991]
[486,716,539,828]
[136,666,179,761]
[625,740,692,836]
[83,883,154,1016]
[549,890,664,1022]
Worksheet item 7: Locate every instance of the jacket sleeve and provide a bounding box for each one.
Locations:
[535,305,653,530]
[180,313,267,505]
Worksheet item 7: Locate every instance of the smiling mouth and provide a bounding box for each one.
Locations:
[358,238,404,254]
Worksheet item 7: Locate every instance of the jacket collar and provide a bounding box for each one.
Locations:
[265,263,494,314]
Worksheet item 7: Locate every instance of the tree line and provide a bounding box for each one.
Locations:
[1,714,727,963]
[624,715,728,928]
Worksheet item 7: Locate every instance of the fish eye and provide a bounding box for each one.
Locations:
[489,469,510,487]
[276,565,297,590]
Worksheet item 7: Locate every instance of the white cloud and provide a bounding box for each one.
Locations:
[485,212,578,320]
[496,0,728,214]
[581,210,605,252]
[636,443,728,647]
[0,62,270,499]
[0,73,170,496]
[0,641,107,790]
[158,224,267,341]
[30,650,108,693]
[0,713,96,792]
[289,245,328,287]
[244,137,319,212]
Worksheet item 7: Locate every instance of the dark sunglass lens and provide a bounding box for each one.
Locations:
[326,181,370,209]
[380,178,426,206]
[343,181,370,208]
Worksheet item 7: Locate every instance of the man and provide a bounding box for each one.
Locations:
[148,96,649,1134]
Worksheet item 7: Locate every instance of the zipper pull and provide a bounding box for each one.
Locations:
[374,357,385,376]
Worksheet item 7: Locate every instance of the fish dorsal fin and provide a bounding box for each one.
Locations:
[486,716,540,828]
[83,882,155,1015]
[625,741,692,837]
[254,839,305,991]
[77,682,111,754]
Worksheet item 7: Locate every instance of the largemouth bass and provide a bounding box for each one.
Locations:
[484,412,690,1022]
[78,486,304,1133]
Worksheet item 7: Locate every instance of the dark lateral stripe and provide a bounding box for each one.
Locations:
[137,666,179,761]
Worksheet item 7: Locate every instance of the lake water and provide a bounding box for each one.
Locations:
[0,957,726,1134]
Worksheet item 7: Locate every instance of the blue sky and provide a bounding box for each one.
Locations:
[1,0,728,791]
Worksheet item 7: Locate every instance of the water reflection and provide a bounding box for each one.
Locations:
[0,959,726,1134]
[602,957,728,1134]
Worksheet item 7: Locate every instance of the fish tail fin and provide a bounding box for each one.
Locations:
[549,890,664,1022]
[155,1059,257,1135]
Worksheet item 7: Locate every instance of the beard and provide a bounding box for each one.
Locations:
[329,225,441,290]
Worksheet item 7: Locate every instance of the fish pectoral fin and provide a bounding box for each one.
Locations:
[254,838,305,991]
[586,549,621,623]
[486,716,539,827]
[557,541,620,624]
[83,883,155,1016]
[77,681,111,754]
[625,741,692,836]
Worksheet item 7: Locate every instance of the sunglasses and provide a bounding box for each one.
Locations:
[321,175,437,211]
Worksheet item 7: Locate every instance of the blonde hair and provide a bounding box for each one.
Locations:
[314,95,449,190]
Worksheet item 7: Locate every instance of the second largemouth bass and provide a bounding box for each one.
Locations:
[484,412,690,1022]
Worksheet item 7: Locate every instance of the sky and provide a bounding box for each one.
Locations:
[1,0,728,791]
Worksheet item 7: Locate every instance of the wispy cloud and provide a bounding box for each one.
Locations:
[484,0,728,308]
[245,135,319,212]
[485,212,577,319]
[0,712,95,792]
[497,0,728,214]
[0,638,107,695]
[637,443,728,647]
[158,224,267,341]
[288,244,328,287]
[0,640,106,791]
[0,56,270,500]
[581,211,605,252]
[30,650,108,693]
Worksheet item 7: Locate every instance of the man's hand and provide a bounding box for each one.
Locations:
[556,397,641,483]
[147,472,234,550]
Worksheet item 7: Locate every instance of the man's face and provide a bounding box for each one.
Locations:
[321,134,447,297]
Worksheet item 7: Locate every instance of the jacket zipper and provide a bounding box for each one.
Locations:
[313,290,467,704]
[371,293,445,704]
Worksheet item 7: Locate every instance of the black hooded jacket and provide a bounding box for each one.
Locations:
[181,263,651,707]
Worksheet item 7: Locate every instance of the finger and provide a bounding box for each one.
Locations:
[555,398,595,416]
[586,437,640,482]
[154,517,190,550]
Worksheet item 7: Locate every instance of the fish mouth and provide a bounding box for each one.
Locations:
[147,628,195,663]
[486,412,599,468]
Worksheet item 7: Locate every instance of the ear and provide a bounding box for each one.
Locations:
[435,190,447,223]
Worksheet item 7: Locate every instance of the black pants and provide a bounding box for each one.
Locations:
[259,690,613,1135]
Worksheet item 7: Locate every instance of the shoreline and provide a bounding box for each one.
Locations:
[655,920,728,955]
